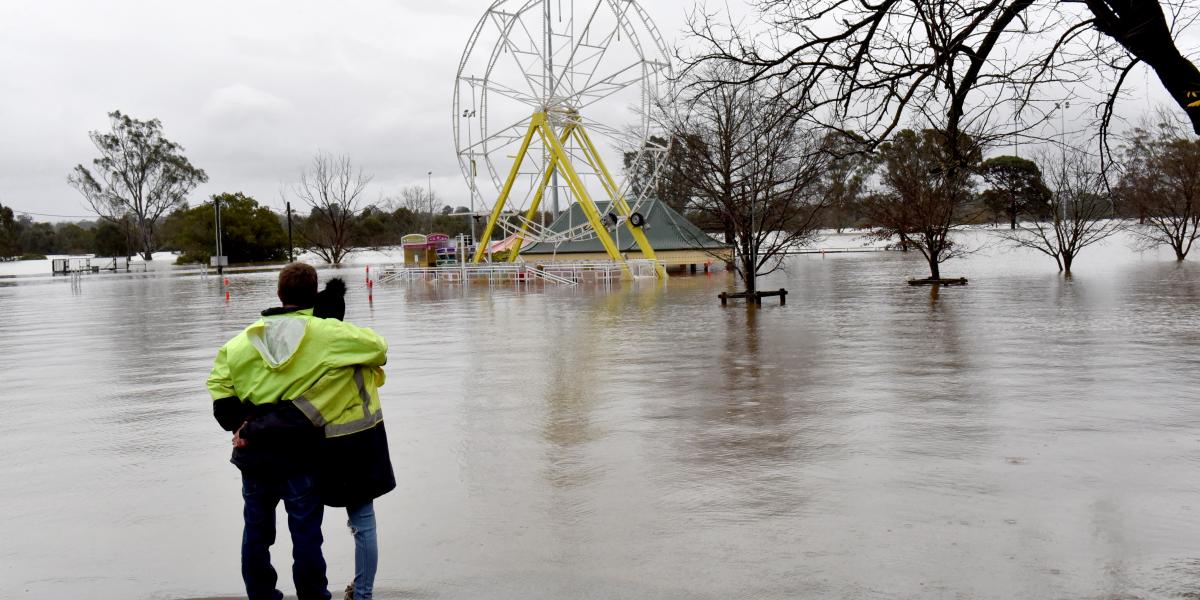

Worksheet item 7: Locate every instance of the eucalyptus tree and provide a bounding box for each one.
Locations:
[68,111,208,260]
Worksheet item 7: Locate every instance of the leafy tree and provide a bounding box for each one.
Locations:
[18,222,56,255]
[68,111,208,260]
[868,129,982,280]
[161,193,287,264]
[94,219,131,257]
[0,203,20,258]
[817,132,876,233]
[1116,119,1200,260]
[54,223,95,254]
[980,156,1052,229]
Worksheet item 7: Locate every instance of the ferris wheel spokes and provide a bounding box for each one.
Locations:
[455,0,672,277]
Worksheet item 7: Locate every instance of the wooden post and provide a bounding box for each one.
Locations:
[779,288,787,305]
[719,292,728,306]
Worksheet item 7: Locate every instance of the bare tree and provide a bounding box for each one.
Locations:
[867,129,982,281]
[1116,117,1200,260]
[667,64,830,293]
[685,0,1200,157]
[396,185,443,232]
[291,152,372,265]
[1002,149,1123,274]
[68,111,208,260]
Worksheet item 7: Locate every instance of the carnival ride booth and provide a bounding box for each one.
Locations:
[402,234,459,267]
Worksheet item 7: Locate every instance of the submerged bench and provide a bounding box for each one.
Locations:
[907,277,969,286]
[719,288,788,306]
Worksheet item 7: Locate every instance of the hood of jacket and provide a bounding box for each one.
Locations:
[246,312,309,369]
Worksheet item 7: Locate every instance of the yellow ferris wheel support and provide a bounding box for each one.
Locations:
[470,111,667,279]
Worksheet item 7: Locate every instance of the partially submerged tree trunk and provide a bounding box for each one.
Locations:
[1002,149,1123,275]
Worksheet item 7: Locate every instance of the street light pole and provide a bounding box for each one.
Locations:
[286,201,294,263]
[427,171,433,232]
[213,195,224,275]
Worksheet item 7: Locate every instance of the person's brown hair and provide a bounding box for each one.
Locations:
[277,263,318,307]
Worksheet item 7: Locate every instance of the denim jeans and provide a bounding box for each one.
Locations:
[346,501,378,600]
[241,472,331,600]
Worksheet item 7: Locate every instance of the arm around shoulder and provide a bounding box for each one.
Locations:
[328,322,388,368]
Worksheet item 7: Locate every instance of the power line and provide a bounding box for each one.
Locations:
[8,209,96,219]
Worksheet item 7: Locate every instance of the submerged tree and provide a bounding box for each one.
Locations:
[980,156,1052,229]
[868,129,982,280]
[68,111,208,260]
[1003,150,1123,274]
[667,64,830,293]
[1116,119,1200,260]
[291,152,372,265]
[817,132,875,232]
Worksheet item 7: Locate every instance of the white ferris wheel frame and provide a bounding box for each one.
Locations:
[452,0,673,245]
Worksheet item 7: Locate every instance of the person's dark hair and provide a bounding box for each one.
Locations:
[277,263,318,308]
[313,278,346,321]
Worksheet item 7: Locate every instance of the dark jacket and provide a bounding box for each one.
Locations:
[311,278,396,507]
[213,394,321,475]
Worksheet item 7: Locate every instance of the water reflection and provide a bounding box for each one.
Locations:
[2,231,1200,599]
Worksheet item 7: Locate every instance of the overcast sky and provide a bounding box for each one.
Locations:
[0,0,1179,222]
[0,0,697,221]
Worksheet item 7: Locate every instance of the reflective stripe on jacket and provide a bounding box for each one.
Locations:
[292,364,387,438]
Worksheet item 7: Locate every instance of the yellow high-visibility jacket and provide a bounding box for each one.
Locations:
[207,308,388,409]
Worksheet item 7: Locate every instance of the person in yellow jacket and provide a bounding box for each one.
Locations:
[207,263,387,600]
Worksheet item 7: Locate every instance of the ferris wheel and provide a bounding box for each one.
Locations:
[452,0,672,274]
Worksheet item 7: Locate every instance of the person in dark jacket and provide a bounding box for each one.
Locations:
[207,264,385,600]
[310,277,396,600]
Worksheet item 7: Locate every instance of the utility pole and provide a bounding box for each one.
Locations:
[427,171,434,232]
[286,201,294,262]
[213,195,224,275]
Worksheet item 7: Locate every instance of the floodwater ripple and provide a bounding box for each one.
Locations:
[1,231,1199,599]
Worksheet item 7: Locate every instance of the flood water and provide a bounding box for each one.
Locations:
[2,230,1199,599]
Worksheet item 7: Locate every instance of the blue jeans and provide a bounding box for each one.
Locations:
[241,472,331,600]
[347,501,378,600]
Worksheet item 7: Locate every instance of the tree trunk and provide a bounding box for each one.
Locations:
[928,257,941,280]
[1175,242,1187,261]
[743,254,757,293]
[1085,0,1200,135]
[1009,205,1017,230]
[1061,252,1072,274]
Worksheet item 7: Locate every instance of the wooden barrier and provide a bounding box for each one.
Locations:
[719,288,788,306]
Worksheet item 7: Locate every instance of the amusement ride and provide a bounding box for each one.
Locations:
[452,0,672,277]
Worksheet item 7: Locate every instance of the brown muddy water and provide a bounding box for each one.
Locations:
[1,230,1199,600]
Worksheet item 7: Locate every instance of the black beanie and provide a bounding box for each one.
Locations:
[313,277,347,321]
